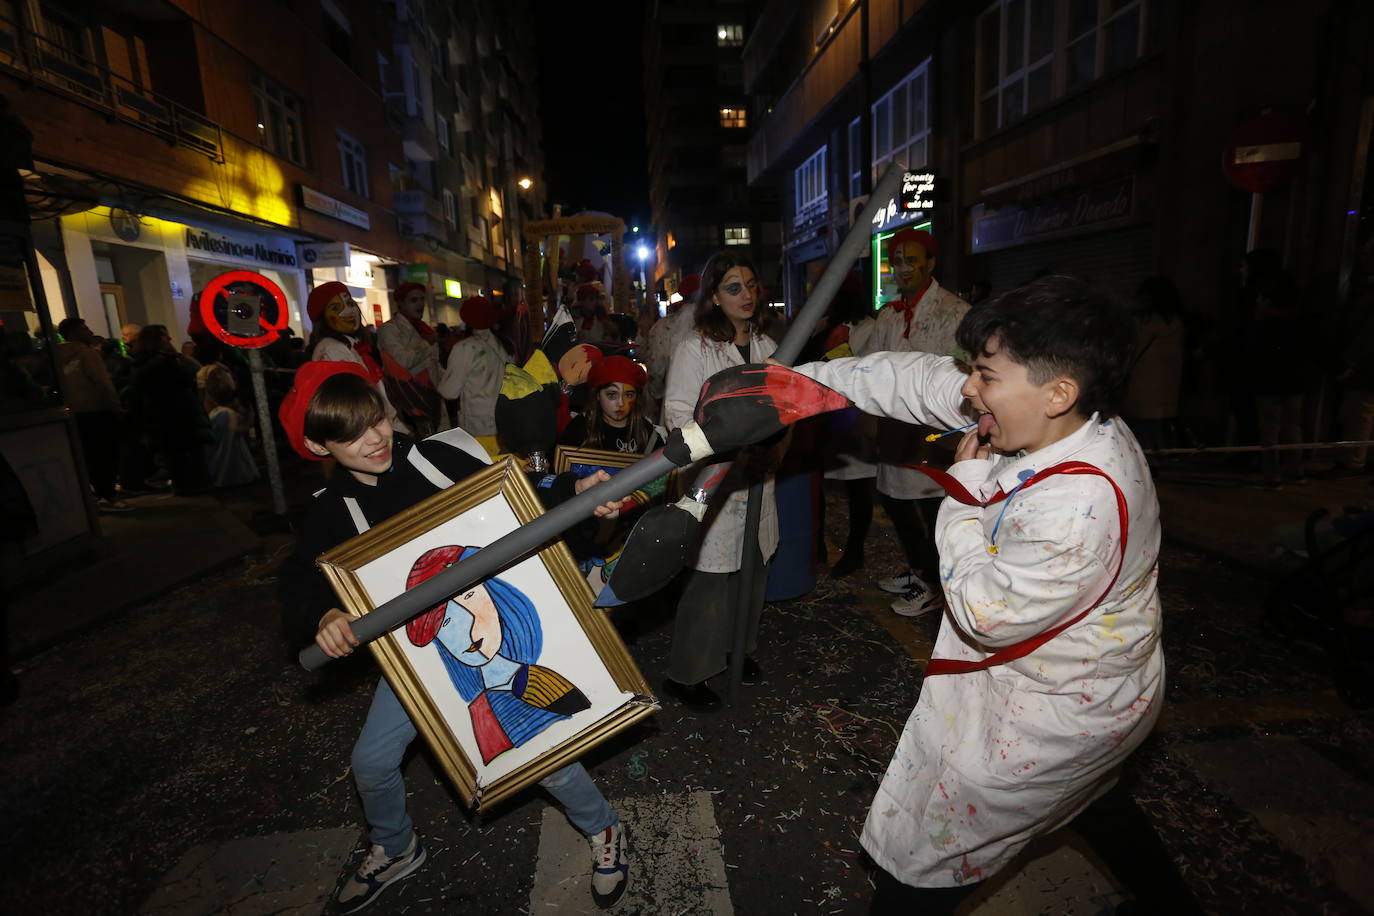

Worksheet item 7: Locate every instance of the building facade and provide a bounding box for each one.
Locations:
[745,0,1374,324]
[643,0,782,300]
[0,0,546,575]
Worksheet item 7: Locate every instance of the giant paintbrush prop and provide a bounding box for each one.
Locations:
[603,164,908,603]
[298,165,904,671]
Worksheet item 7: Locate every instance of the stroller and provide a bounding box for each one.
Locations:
[1265,500,1374,708]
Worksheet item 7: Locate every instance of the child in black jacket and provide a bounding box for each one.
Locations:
[278,361,631,912]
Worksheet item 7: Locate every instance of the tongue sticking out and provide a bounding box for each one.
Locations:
[977,413,996,437]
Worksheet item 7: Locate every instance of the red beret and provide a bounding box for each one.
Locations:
[404,544,477,646]
[587,355,647,390]
[394,282,427,303]
[678,274,701,298]
[460,295,497,330]
[277,360,373,460]
[575,259,598,282]
[887,228,938,259]
[307,281,351,323]
[575,284,600,302]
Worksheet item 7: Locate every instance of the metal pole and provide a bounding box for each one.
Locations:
[300,450,679,670]
[247,348,286,516]
[1246,191,1263,252]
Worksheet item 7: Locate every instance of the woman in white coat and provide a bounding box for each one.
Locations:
[662,252,780,712]
[794,277,1168,912]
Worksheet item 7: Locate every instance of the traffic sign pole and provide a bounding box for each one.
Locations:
[248,348,287,516]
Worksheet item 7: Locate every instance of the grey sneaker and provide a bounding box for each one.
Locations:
[878,569,921,594]
[336,833,426,913]
[588,822,630,908]
[891,579,942,618]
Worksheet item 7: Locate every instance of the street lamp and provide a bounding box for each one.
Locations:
[518,177,533,190]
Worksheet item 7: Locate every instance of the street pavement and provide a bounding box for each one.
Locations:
[2,460,1372,914]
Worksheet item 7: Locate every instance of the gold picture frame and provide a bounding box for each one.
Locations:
[317,457,656,810]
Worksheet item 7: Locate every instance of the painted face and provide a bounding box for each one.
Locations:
[714,266,758,325]
[889,241,933,296]
[307,417,394,483]
[959,335,1060,454]
[437,584,502,666]
[597,382,636,426]
[400,289,427,321]
[324,291,361,333]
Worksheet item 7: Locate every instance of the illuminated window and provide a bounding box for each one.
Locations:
[719,107,747,129]
[254,75,305,164]
[794,146,827,221]
[976,0,1150,136]
[872,59,931,177]
[337,131,368,197]
[667,230,677,249]
[717,24,744,47]
[724,225,750,246]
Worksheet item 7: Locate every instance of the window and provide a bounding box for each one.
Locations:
[724,225,750,246]
[254,75,305,164]
[977,0,1150,136]
[722,145,746,170]
[436,112,451,152]
[872,60,931,177]
[442,188,456,225]
[337,131,368,197]
[719,107,747,129]
[321,0,351,64]
[717,24,744,47]
[977,0,1054,135]
[794,146,827,222]
[1068,0,1148,87]
[847,118,863,199]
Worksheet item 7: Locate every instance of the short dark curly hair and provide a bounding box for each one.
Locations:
[955,275,1137,420]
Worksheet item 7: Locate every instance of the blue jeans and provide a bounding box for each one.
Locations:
[352,678,617,855]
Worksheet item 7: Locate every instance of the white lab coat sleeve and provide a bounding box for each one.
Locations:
[792,350,968,431]
[437,341,472,400]
[662,337,703,432]
[936,470,1117,648]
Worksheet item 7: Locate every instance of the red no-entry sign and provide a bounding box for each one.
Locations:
[1222,112,1307,193]
[199,270,291,349]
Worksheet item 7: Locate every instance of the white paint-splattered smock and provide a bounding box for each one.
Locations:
[795,351,1165,888]
[852,278,970,500]
[664,330,780,573]
[437,329,511,437]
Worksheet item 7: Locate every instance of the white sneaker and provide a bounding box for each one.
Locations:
[336,833,427,913]
[588,822,630,908]
[878,569,921,594]
[891,579,942,618]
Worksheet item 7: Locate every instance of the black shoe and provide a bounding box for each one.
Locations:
[829,551,864,578]
[662,678,722,712]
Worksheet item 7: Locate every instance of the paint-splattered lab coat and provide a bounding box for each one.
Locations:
[795,351,1165,888]
[437,329,511,437]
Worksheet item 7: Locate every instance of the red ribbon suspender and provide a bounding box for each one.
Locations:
[907,461,1130,677]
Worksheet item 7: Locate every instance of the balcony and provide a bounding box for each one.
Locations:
[0,11,222,161]
[403,111,438,161]
[394,189,445,221]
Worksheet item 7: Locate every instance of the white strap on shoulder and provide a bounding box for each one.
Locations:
[425,426,493,465]
[343,496,370,534]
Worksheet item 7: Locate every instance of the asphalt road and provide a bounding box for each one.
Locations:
[3,487,1372,915]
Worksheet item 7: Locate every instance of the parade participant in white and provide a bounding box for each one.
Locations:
[793,276,1164,901]
[438,296,512,453]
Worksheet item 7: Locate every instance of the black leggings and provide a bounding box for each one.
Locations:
[869,868,976,915]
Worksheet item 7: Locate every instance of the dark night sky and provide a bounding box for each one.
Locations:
[533,1,651,230]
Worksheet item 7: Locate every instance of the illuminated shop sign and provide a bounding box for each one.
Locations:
[184,228,298,267]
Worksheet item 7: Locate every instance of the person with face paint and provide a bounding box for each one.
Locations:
[377,282,445,438]
[305,281,401,432]
[855,229,970,619]
[276,362,632,912]
[660,251,780,711]
[559,356,664,454]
